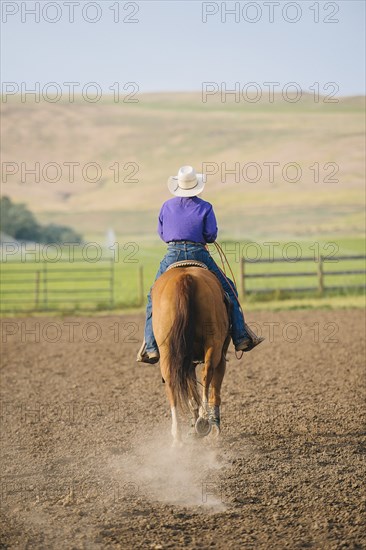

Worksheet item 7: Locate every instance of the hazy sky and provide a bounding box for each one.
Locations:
[1,0,365,96]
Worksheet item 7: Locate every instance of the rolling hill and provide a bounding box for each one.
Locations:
[1,93,365,242]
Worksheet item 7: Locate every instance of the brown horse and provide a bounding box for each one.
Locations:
[152,266,230,447]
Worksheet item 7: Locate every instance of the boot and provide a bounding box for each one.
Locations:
[136,341,160,364]
[235,323,265,353]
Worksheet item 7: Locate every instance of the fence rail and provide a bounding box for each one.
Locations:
[0,258,115,312]
[239,255,366,297]
[1,254,365,313]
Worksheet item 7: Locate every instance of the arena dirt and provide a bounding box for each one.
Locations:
[1,310,365,549]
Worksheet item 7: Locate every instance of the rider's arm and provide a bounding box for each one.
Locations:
[203,204,218,243]
[157,205,165,241]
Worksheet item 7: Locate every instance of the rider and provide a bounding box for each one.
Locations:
[137,165,264,364]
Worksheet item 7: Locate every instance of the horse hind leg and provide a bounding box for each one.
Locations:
[161,358,183,448]
[168,395,182,448]
[207,353,227,438]
[195,349,215,437]
[170,404,182,448]
[186,363,202,435]
[188,396,199,436]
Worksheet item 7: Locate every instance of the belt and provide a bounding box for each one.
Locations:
[168,240,205,246]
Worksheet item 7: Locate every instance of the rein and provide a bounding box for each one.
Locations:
[212,241,241,306]
[212,241,244,360]
[212,241,237,287]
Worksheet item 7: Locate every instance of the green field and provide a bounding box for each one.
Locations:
[1,236,364,314]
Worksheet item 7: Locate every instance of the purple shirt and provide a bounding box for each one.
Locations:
[158,197,218,244]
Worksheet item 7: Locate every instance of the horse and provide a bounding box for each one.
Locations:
[152,264,231,447]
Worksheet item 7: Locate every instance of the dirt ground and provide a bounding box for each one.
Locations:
[1,310,365,550]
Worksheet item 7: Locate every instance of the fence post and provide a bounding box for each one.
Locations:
[317,255,324,295]
[109,257,114,309]
[239,258,245,299]
[34,271,40,311]
[43,263,48,310]
[138,265,144,306]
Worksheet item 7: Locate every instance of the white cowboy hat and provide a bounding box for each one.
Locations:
[167,165,206,197]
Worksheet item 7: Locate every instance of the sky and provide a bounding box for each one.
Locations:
[1,0,365,96]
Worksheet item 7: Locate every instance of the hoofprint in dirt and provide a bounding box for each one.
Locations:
[0,310,365,549]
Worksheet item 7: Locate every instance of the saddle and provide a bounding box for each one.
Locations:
[166,259,232,331]
[166,260,209,271]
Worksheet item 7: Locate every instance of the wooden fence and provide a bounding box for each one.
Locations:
[1,255,365,313]
[0,258,115,313]
[238,255,366,298]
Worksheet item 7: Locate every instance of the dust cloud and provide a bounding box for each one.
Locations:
[108,424,228,510]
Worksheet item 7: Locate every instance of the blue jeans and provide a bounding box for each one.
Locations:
[144,242,248,352]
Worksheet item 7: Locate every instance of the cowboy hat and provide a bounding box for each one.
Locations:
[167,165,206,197]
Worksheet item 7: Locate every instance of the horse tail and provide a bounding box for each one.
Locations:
[168,273,200,412]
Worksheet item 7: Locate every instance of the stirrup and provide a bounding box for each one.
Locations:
[243,335,265,353]
[136,341,160,364]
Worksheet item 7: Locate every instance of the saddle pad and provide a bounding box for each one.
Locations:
[166,260,209,271]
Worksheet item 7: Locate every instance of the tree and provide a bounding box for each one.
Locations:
[0,196,82,244]
[40,223,82,244]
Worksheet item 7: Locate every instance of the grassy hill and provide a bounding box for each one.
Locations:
[1,93,365,242]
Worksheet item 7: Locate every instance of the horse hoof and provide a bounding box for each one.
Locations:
[171,439,183,449]
[195,417,212,437]
[209,423,220,438]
